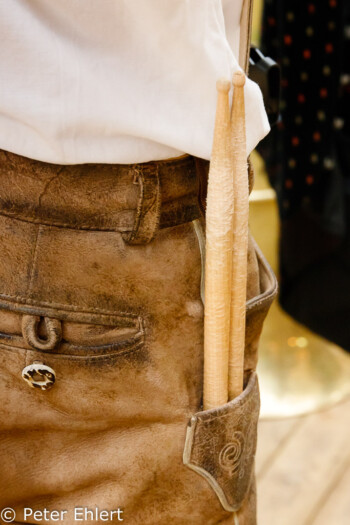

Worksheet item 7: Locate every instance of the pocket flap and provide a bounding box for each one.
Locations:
[183,372,260,512]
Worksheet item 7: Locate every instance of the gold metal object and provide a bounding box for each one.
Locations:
[250,154,350,419]
[22,362,56,391]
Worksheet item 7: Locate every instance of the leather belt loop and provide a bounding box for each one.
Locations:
[122,163,161,245]
[0,150,200,233]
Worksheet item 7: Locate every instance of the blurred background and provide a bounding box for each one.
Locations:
[249,1,350,524]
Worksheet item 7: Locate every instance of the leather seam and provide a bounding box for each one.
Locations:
[197,400,253,423]
[193,374,257,422]
[0,329,144,354]
[0,339,144,360]
[0,294,142,317]
[0,210,133,232]
[0,208,197,232]
[26,224,42,297]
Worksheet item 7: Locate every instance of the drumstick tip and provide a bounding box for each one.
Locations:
[216,79,231,93]
[232,70,246,87]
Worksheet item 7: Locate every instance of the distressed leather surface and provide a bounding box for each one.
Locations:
[0,150,201,239]
[0,90,277,525]
[0,152,277,523]
[183,372,260,512]
[0,2,274,520]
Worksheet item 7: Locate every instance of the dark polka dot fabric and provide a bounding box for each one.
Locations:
[258,0,350,350]
[259,0,350,236]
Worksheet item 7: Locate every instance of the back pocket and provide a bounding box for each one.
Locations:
[0,305,146,423]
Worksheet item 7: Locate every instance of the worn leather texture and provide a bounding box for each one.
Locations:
[0,150,202,240]
[0,143,277,525]
[183,372,260,512]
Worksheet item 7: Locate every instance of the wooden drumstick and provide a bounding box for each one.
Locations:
[228,71,249,400]
[203,79,234,410]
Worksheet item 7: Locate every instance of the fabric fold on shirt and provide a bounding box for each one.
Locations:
[0,0,269,164]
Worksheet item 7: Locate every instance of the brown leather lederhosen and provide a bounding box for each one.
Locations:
[0,2,277,523]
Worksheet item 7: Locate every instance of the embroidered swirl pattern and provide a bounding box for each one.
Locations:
[185,373,260,510]
[219,431,245,475]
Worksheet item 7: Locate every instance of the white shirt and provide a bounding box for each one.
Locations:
[0,0,269,165]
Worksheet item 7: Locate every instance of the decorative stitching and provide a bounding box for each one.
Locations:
[183,373,259,513]
[0,293,141,318]
[194,377,256,424]
[0,209,132,232]
[0,272,275,319]
[0,339,144,361]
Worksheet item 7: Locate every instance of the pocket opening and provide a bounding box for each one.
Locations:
[0,308,144,359]
[183,371,260,513]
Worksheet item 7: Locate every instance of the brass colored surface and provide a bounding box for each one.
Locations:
[250,155,350,419]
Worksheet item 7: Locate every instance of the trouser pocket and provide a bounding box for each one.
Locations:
[183,371,259,513]
[183,232,277,517]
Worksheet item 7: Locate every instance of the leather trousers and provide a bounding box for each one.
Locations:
[0,150,277,524]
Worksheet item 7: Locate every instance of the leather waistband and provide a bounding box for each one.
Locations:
[0,150,209,244]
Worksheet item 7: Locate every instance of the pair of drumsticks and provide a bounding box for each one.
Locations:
[204,71,248,409]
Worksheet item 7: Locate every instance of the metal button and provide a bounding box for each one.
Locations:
[22,362,56,391]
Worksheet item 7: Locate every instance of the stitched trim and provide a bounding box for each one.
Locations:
[246,237,278,311]
[0,239,276,319]
[192,220,205,304]
[0,293,141,318]
[192,373,257,424]
[0,339,145,362]
[0,209,132,232]
[183,373,259,513]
